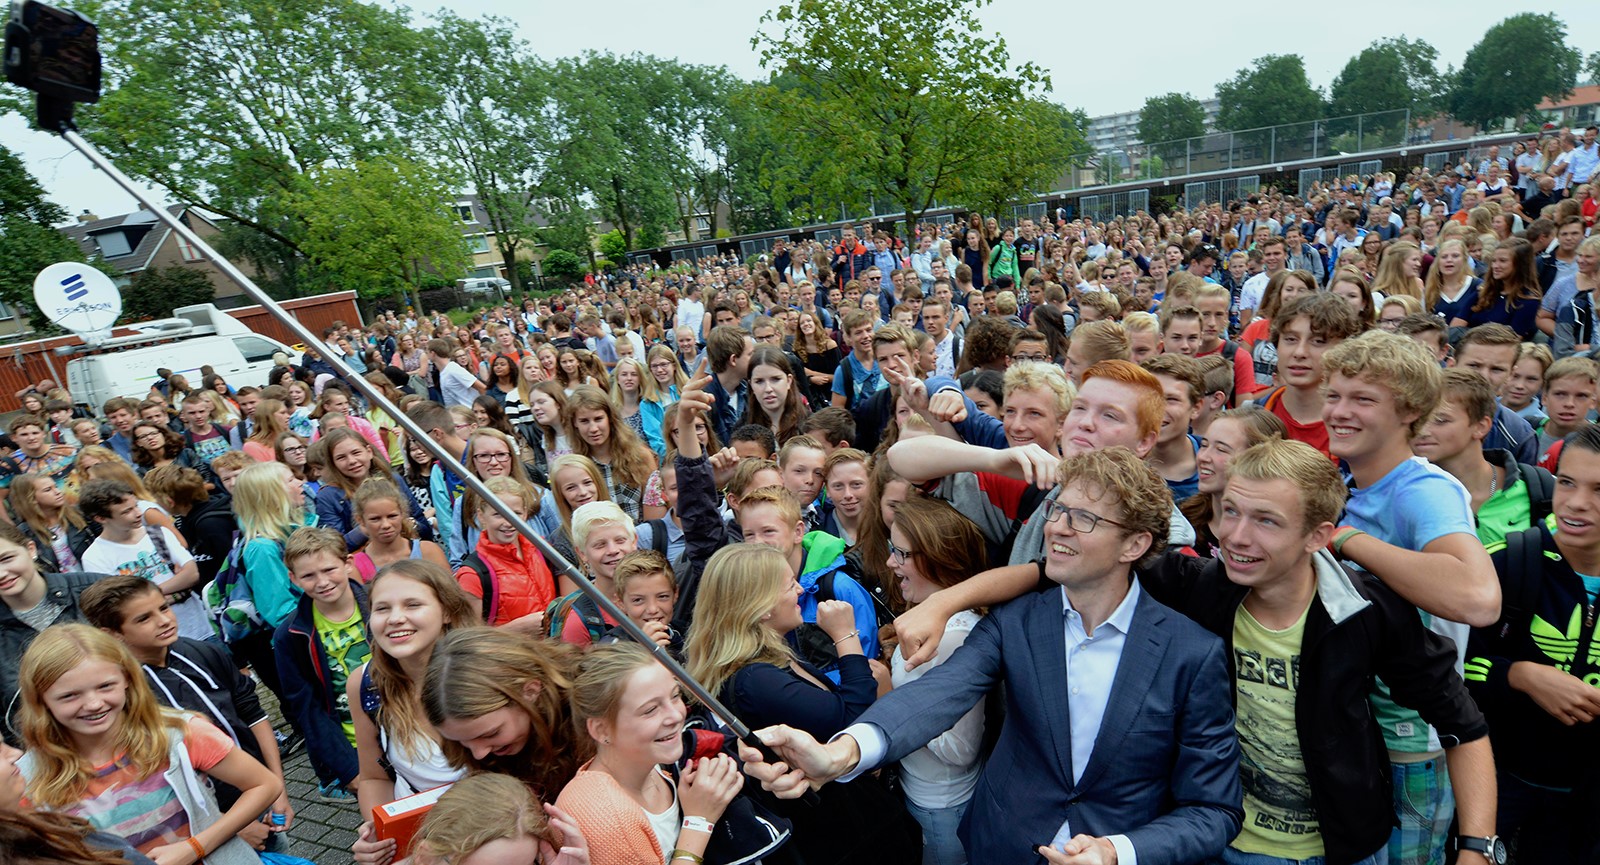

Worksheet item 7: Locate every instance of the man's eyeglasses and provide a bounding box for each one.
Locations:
[1011,353,1050,363]
[887,538,914,564]
[1041,500,1126,534]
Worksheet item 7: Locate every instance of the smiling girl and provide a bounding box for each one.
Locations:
[17,625,279,865]
[1180,407,1289,556]
[556,643,742,865]
[883,495,989,864]
[314,429,432,547]
[563,387,663,522]
[310,387,389,463]
[348,562,472,865]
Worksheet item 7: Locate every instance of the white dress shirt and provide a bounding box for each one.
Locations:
[840,580,1145,865]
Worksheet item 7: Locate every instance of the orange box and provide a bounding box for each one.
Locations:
[372,783,454,857]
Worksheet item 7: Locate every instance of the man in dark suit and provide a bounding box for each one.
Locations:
[741,447,1241,865]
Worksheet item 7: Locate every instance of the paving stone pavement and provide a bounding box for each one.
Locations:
[258,685,361,865]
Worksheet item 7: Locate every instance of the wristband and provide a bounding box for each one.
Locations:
[833,630,860,646]
[1331,527,1366,557]
[671,848,706,863]
[187,836,207,860]
[681,815,715,834]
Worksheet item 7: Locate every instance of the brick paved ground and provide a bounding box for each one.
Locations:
[258,686,360,865]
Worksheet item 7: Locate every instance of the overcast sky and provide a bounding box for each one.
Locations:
[6,0,1597,219]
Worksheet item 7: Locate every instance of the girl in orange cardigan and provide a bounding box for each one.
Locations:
[556,644,742,865]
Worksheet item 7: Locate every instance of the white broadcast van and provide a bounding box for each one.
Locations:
[63,304,301,411]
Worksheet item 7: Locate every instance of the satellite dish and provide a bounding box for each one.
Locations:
[33,262,121,336]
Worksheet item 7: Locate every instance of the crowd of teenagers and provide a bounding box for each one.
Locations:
[1,129,1599,865]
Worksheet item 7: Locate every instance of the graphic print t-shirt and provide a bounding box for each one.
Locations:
[1231,604,1322,859]
[313,603,371,746]
[81,528,210,640]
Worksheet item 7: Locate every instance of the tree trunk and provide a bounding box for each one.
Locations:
[500,239,523,293]
[610,175,634,248]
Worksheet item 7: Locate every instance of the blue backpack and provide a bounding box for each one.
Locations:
[202,531,274,643]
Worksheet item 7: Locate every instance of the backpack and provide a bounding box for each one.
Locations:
[459,552,499,624]
[1517,462,1555,523]
[644,518,669,555]
[1494,525,1549,643]
[203,532,274,644]
[544,590,608,643]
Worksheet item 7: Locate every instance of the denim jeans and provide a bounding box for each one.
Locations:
[1217,847,1386,865]
[904,798,967,865]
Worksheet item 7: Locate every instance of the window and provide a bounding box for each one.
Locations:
[94,231,132,257]
[468,235,491,254]
[695,215,712,234]
[454,203,475,223]
[176,235,204,262]
[233,336,281,364]
[0,299,15,321]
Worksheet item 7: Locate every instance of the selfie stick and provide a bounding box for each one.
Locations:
[43,120,779,753]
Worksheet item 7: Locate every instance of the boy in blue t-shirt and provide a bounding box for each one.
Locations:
[1318,330,1499,865]
[830,309,882,411]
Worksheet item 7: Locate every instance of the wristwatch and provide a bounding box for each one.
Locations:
[1456,835,1506,864]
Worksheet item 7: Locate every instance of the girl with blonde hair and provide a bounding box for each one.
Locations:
[410,773,589,865]
[16,625,279,865]
[243,397,291,463]
[349,561,474,865]
[421,627,584,797]
[1371,240,1425,301]
[1422,238,1480,322]
[232,461,316,630]
[610,356,666,458]
[556,643,743,865]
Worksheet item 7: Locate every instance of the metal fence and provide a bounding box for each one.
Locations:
[1183,176,1260,208]
[1078,190,1150,223]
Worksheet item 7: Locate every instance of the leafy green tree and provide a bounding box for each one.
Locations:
[0,144,112,329]
[416,13,550,295]
[598,230,629,262]
[1328,37,1446,119]
[1137,93,1208,145]
[542,249,585,282]
[72,0,433,294]
[542,53,690,249]
[1215,55,1324,131]
[291,156,470,308]
[121,267,217,323]
[1448,13,1582,129]
[752,0,1076,230]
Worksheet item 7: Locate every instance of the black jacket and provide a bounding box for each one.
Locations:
[1139,549,1489,865]
[141,637,268,810]
[273,579,369,787]
[1469,523,1600,789]
[174,491,235,587]
[1,571,105,745]
[670,453,738,625]
[16,519,97,574]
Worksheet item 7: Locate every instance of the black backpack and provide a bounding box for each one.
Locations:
[1517,462,1555,523]
[644,518,669,555]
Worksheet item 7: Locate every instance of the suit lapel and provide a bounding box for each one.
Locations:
[1028,589,1077,785]
[1073,594,1170,793]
